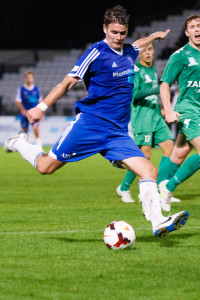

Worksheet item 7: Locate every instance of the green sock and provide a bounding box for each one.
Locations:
[166,153,200,192]
[158,155,167,169]
[157,157,180,184]
[120,170,136,191]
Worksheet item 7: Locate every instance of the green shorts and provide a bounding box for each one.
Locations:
[133,123,173,146]
[178,114,200,141]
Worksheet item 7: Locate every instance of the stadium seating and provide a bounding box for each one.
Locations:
[0,49,87,115]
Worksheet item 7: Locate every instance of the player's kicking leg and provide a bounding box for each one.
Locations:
[121,156,189,237]
[4,131,64,174]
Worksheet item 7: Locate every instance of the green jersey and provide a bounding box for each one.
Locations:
[161,43,200,116]
[131,61,161,133]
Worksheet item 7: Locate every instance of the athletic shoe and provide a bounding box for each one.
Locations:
[154,210,189,238]
[116,185,135,203]
[138,194,151,221]
[171,196,181,203]
[4,131,28,153]
[158,180,181,204]
[158,180,172,212]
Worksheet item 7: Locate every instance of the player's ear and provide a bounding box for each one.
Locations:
[185,29,189,37]
[103,24,107,34]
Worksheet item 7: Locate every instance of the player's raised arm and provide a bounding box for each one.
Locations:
[133,30,170,54]
[27,76,79,127]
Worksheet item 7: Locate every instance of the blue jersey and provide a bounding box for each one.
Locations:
[16,85,43,110]
[68,40,139,131]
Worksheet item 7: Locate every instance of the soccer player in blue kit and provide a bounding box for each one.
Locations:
[16,70,43,148]
[5,5,189,238]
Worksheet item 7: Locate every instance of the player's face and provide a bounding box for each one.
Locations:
[25,74,34,86]
[103,23,128,51]
[140,44,154,64]
[185,18,200,48]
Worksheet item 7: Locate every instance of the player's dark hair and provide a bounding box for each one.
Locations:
[184,15,200,30]
[104,5,130,27]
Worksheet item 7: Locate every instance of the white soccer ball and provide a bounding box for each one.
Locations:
[104,220,136,249]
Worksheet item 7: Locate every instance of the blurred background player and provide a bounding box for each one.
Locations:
[15,70,43,148]
[117,43,180,214]
[158,15,200,212]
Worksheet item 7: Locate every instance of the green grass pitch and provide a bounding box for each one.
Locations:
[0,146,200,300]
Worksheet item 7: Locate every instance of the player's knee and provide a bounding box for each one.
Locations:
[163,146,173,157]
[36,164,55,175]
[140,163,158,181]
[171,147,188,164]
[150,165,158,179]
[160,140,174,157]
[36,166,47,175]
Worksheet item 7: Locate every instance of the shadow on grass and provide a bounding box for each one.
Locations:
[50,237,103,243]
[138,231,200,247]
[49,230,200,250]
[49,237,137,251]
[174,194,200,200]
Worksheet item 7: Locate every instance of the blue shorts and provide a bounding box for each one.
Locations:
[20,114,29,130]
[49,113,145,165]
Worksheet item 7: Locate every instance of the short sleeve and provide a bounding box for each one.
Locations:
[161,51,183,86]
[131,44,140,61]
[15,87,22,102]
[132,65,140,99]
[67,44,100,80]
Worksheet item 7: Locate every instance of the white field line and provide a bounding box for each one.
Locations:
[0,227,199,235]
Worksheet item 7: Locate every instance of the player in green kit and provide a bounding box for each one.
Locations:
[117,43,177,218]
[158,15,200,212]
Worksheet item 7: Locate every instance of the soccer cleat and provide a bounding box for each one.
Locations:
[154,211,189,238]
[138,194,151,221]
[4,131,28,153]
[158,180,172,212]
[116,185,135,203]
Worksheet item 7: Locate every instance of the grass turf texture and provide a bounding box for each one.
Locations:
[0,146,199,300]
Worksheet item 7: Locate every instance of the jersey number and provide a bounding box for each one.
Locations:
[145,135,151,142]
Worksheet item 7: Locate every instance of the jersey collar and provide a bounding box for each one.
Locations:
[104,39,123,55]
[24,84,35,90]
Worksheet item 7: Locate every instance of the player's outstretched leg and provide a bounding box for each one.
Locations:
[4,131,28,152]
[4,132,64,174]
[4,131,45,167]
[122,157,189,238]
